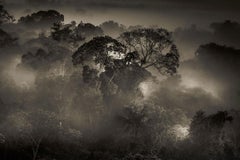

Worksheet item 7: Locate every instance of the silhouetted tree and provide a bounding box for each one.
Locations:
[51,21,84,43]
[18,10,64,28]
[99,20,126,38]
[20,48,68,71]
[210,20,240,47]
[72,36,126,67]
[73,32,180,105]
[128,25,143,31]
[76,22,104,41]
[51,21,103,47]
[119,28,180,75]
[183,43,240,107]
[72,36,152,96]
[189,110,233,160]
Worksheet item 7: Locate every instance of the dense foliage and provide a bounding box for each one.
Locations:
[0,5,240,160]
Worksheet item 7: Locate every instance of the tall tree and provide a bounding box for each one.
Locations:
[119,28,179,75]
[72,32,180,109]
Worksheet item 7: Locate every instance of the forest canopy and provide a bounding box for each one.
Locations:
[0,4,240,160]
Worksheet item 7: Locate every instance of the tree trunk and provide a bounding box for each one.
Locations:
[32,139,41,160]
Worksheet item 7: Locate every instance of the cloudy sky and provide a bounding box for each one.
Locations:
[3,0,240,30]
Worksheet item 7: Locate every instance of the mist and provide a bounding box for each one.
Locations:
[0,1,240,160]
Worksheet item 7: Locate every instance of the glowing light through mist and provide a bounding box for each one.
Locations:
[139,79,159,100]
[180,75,219,98]
[4,57,36,89]
[172,124,189,140]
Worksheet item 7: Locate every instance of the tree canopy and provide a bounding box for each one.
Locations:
[119,28,180,75]
[72,36,126,69]
[72,29,180,90]
[51,21,103,47]
[72,29,180,99]
[18,10,64,27]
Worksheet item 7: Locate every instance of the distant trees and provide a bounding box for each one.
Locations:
[190,110,233,143]
[51,22,71,41]
[20,48,68,71]
[26,110,59,160]
[116,105,160,153]
[51,21,103,48]
[76,22,104,41]
[51,21,84,45]
[0,110,54,160]
[18,10,64,28]
[189,110,234,160]
[128,25,143,31]
[210,20,240,47]
[99,20,126,38]
[106,103,189,154]
[196,43,240,69]
[0,108,82,160]
[181,43,240,107]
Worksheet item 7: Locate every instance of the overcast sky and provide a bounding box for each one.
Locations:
[2,0,240,29]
